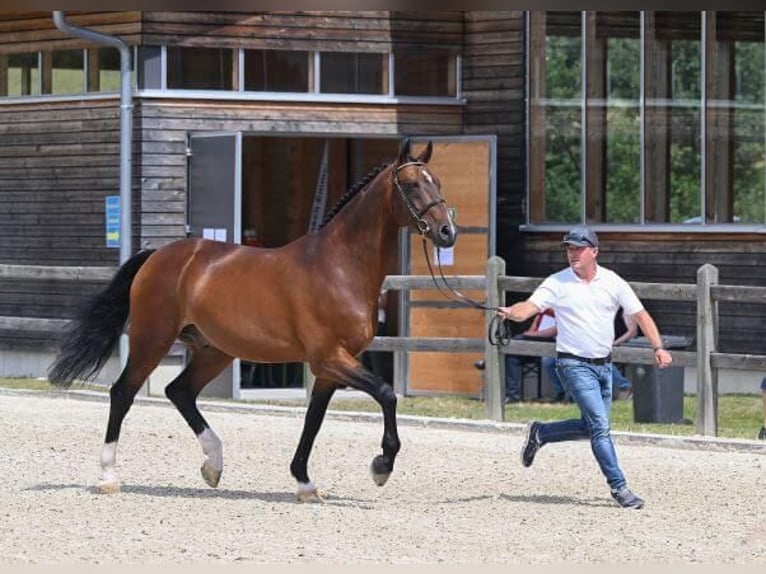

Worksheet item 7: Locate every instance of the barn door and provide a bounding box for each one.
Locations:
[401,136,496,397]
[187,132,242,398]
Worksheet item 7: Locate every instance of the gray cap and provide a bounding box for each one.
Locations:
[562,225,599,248]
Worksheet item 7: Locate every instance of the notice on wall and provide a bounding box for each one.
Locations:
[105,195,120,248]
[202,228,228,242]
[434,246,454,266]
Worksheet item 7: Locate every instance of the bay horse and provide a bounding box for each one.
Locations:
[47,138,457,501]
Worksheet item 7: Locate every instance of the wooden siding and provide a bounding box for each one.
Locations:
[462,11,526,258]
[0,98,127,346]
[0,12,141,53]
[508,232,766,355]
[0,11,462,54]
[140,11,463,53]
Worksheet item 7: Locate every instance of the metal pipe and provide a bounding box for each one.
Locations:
[52,11,133,266]
[52,12,133,372]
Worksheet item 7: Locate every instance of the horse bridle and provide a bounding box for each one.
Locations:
[392,161,507,342]
[392,161,446,235]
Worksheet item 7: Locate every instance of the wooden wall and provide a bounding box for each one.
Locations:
[462,11,526,253]
[140,11,463,53]
[0,12,141,52]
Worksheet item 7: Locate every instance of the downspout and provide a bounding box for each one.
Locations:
[52,12,133,372]
[52,11,133,267]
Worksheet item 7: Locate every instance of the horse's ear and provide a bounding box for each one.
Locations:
[397,137,412,165]
[416,141,433,164]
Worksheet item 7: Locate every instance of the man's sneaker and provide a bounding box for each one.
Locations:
[611,488,644,509]
[520,421,542,468]
[758,426,766,440]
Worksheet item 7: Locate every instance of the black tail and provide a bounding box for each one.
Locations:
[48,249,156,387]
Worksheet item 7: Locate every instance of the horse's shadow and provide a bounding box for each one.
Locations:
[499,492,614,508]
[23,482,374,508]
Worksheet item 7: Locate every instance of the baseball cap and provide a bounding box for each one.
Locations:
[562,226,599,248]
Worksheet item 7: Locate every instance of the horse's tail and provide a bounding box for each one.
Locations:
[48,249,156,387]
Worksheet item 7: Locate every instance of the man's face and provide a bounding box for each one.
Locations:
[566,244,598,273]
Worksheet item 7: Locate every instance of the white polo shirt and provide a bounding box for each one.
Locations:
[528,265,643,359]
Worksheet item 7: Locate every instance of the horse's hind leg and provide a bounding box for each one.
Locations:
[164,346,232,488]
[99,336,175,494]
[290,378,337,502]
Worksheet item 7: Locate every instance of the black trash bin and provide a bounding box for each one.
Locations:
[622,335,692,424]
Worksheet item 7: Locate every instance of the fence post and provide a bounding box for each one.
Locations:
[485,256,505,421]
[696,263,719,436]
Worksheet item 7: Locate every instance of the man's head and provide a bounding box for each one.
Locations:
[562,226,599,277]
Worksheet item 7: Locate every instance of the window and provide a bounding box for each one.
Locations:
[527,11,766,227]
[88,47,121,92]
[167,47,233,90]
[3,52,40,96]
[320,52,385,94]
[395,51,456,97]
[244,50,309,92]
[50,49,85,95]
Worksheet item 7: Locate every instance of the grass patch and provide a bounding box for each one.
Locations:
[1,378,762,441]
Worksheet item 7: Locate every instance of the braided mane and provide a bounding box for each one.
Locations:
[318,162,390,229]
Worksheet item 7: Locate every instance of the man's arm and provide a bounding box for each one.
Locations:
[614,312,638,346]
[497,300,541,323]
[631,309,673,368]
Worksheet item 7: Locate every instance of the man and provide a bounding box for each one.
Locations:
[497,225,673,509]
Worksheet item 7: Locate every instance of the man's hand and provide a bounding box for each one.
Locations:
[654,348,672,368]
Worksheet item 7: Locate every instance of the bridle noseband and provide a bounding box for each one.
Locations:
[392,161,446,235]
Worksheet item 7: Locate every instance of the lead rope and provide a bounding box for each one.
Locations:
[419,237,511,346]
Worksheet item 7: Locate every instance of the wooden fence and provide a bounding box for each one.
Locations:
[375,256,766,436]
[2,258,766,436]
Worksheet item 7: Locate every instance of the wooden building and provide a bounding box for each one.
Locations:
[1,11,764,397]
[0,11,521,397]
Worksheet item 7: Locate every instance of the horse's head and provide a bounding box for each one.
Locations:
[391,138,457,248]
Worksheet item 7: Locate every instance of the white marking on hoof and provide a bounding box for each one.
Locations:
[98,442,120,493]
[296,481,324,503]
[197,428,223,487]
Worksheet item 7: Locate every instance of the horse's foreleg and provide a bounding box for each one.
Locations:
[165,347,232,488]
[290,380,336,502]
[344,366,401,487]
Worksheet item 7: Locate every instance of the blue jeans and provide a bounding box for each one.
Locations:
[536,357,627,492]
[541,356,565,396]
[611,364,631,391]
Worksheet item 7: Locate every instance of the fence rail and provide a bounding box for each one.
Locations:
[1,260,765,436]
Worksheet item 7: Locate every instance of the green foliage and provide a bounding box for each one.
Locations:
[541,29,765,225]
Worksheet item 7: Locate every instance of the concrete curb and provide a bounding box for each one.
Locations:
[3,387,765,455]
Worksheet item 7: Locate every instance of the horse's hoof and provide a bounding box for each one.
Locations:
[97,480,121,494]
[296,482,324,503]
[201,462,221,488]
[370,455,392,487]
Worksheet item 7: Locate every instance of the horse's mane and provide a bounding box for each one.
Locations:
[318,162,390,229]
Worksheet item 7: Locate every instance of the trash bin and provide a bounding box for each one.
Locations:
[622,335,692,424]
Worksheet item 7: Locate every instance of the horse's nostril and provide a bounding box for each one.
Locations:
[439,224,457,246]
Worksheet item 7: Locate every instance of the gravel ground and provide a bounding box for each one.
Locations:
[0,390,764,564]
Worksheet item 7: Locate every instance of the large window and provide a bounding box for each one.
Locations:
[527,11,766,227]
[49,49,85,95]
